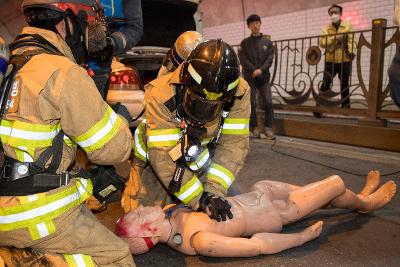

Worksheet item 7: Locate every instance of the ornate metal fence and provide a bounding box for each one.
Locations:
[233,19,400,151]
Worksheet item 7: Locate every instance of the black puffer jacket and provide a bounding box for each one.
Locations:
[238,34,274,84]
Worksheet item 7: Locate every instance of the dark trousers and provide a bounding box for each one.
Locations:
[249,80,274,128]
[320,61,351,108]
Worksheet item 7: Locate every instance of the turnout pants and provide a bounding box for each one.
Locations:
[0,179,135,267]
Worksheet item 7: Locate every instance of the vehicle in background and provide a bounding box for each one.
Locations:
[117,0,201,91]
[106,60,145,128]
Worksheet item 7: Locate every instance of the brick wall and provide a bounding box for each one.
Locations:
[203,0,397,107]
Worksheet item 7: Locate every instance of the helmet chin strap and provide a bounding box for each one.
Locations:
[63,10,86,64]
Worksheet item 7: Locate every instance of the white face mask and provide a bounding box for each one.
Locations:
[331,14,341,23]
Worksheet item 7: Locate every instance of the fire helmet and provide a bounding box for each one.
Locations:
[163,31,204,72]
[21,0,99,22]
[180,39,240,126]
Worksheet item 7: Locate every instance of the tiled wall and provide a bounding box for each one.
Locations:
[203,0,397,107]
[204,0,395,46]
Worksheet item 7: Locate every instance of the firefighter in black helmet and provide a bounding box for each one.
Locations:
[123,39,251,222]
[0,0,134,266]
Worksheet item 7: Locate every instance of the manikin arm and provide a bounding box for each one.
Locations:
[191,221,323,257]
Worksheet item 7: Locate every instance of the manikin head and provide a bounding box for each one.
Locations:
[328,4,343,24]
[116,205,165,254]
[247,14,261,36]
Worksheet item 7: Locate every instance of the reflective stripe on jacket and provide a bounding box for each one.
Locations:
[1,26,133,172]
[319,20,356,63]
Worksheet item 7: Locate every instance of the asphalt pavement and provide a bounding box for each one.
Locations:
[131,136,400,267]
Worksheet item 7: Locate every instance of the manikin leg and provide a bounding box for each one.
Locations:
[280,175,396,224]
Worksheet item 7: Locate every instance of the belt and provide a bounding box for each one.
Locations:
[0,157,72,196]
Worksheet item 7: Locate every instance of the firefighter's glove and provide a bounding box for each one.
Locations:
[80,165,126,204]
[199,192,233,222]
[111,102,131,122]
[87,21,108,53]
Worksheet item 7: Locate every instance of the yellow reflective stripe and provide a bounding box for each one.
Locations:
[201,138,212,146]
[227,77,240,91]
[174,175,203,204]
[207,163,235,190]
[63,135,76,147]
[74,106,122,152]
[28,220,56,240]
[222,118,250,135]
[19,193,46,204]
[0,178,92,231]
[64,254,94,267]
[188,149,210,171]
[0,120,59,147]
[148,128,180,147]
[133,120,148,162]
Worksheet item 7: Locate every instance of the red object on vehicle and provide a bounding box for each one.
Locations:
[109,70,140,87]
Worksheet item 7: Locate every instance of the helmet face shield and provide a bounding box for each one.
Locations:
[183,89,225,126]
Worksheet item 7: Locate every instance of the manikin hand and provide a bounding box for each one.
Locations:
[252,69,262,78]
[199,192,233,222]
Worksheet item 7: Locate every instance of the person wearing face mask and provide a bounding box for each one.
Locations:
[0,0,135,266]
[317,4,355,116]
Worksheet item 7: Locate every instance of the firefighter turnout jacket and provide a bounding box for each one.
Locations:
[0,27,134,266]
[319,20,356,63]
[133,65,251,209]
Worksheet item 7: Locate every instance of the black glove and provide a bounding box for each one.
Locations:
[111,102,131,122]
[199,192,233,222]
[79,165,126,204]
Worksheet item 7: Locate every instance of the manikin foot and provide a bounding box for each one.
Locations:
[302,221,324,242]
[358,181,397,213]
[359,170,381,197]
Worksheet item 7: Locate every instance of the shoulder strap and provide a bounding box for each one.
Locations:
[1,36,64,171]
[9,34,62,56]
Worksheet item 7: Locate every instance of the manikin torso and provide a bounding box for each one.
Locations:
[166,188,283,255]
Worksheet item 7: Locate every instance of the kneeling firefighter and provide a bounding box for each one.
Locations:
[123,39,251,222]
[0,0,135,266]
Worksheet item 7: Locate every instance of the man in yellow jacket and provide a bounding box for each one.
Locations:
[123,39,250,222]
[319,4,356,109]
[0,0,135,266]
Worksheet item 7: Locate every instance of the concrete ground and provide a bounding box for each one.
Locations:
[99,136,400,267]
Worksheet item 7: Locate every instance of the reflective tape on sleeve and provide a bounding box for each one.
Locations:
[74,106,122,152]
[206,163,235,190]
[174,175,203,204]
[221,118,250,135]
[133,120,148,162]
[147,128,180,147]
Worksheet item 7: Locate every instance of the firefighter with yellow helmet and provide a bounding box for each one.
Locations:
[157,31,204,77]
[123,39,250,222]
[0,0,134,266]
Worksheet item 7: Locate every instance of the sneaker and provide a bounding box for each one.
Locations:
[250,128,260,138]
[263,128,276,140]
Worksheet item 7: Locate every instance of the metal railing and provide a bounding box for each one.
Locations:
[234,18,400,122]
